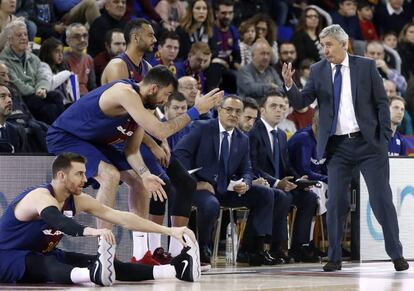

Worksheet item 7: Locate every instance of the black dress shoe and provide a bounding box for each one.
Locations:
[264,250,285,264]
[271,249,291,264]
[248,251,284,266]
[289,246,320,263]
[200,245,211,264]
[393,257,409,271]
[323,261,342,272]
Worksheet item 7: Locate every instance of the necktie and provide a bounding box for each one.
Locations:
[330,64,342,136]
[271,129,280,179]
[218,131,229,193]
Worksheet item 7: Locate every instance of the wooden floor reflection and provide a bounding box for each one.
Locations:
[1,261,413,290]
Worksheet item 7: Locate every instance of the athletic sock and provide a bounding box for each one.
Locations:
[132,231,148,259]
[148,233,161,253]
[153,265,176,279]
[169,236,183,257]
[70,267,91,284]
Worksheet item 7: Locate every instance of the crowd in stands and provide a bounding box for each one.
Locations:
[0,0,414,266]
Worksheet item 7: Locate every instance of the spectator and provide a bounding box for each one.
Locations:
[0,60,48,152]
[54,0,100,26]
[176,42,212,93]
[238,97,259,133]
[30,0,66,40]
[175,0,217,60]
[205,0,240,93]
[0,0,18,51]
[278,96,297,139]
[0,84,28,153]
[365,41,407,94]
[383,31,398,49]
[357,0,378,41]
[94,28,126,86]
[251,13,279,64]
[0,19,64,124]
[298,58,314,89]
[88,0,127,58]
[388,95,408,156]
[291,6,324,64]
[39,37,72,103]
[155,0,186,31]
[178,76,198,107]
[397,22,414,81]
[237,39,283,99]
[287,110,328,184]
[239,19,256,66]
[384,79,414,135]
[101,18,155,84]
[149,30,180,77]
[64,23,97,96]
[330,0,363,40]
[374,0,413,36]
[287,106,315,130]
[15,0,37,41]
[275,42,301,88]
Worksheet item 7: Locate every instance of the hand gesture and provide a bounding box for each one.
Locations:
[281,62,295,88]
[84,227,116,245]
[277,176,297,192]
[141,172,167,202]
[169,226,197,247]
[194,88,224,114]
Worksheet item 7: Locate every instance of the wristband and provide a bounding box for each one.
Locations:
[187,107,200,121]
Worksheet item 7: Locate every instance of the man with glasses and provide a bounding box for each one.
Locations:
[64,23,97,96]
[174,95,278,266]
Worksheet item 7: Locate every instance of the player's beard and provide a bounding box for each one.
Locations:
[143,92,160,110]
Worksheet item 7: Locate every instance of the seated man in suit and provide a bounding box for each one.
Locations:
[0,84,28,153]
[249,90,319,262]
[174,95,277,266]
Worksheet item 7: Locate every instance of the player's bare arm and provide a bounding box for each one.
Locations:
[76,193,196,246]
[124,128,167,201]
[101,58,129,85]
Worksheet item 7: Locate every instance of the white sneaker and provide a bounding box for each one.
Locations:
[89,237,116,286]
[170,234,201,282]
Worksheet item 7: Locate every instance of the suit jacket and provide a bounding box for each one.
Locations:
[0,121,28,153]
[285,55,391,159]
[173,119,253,194]
[249,119,299,186]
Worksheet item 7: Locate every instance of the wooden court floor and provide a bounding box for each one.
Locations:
[1,261,413,291]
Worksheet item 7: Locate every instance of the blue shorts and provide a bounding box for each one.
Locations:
[46,129,132,179]
[0,249,64,283]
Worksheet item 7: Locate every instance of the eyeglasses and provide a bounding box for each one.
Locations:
[71,33,89,40]
[221,106,242,116]
[306,14,319,19]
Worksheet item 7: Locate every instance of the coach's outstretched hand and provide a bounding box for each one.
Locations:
[141,172,167,202]
[84,227,116,245]
[281,62,295,88]
[169,227,197,247]
[194,88,224,114]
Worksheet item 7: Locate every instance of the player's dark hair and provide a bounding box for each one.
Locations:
[142,66,178,90]
[52,153,87,178]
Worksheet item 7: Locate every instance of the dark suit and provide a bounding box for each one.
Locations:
[285,55,403,262]
[249,119,317,249]
[174,119,274,247]
[0,121,28,153]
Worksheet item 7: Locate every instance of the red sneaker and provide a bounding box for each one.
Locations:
[152,247,173,265]
[131,250,160,265]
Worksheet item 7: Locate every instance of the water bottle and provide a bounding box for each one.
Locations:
[225,223,233,264]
